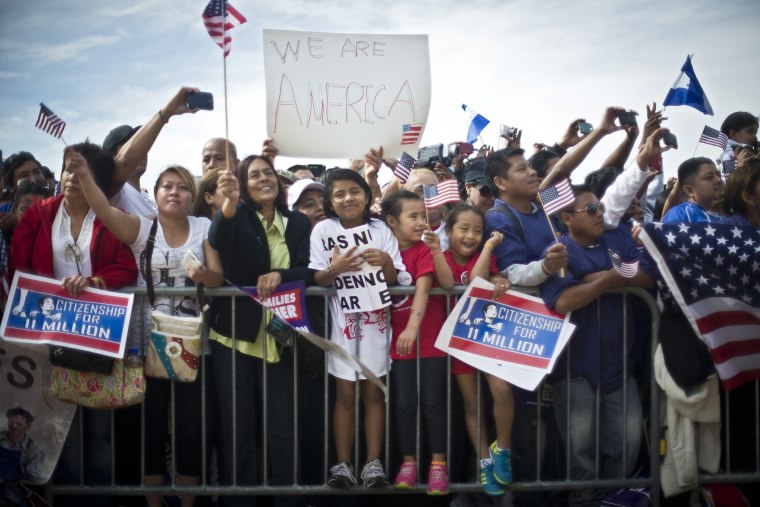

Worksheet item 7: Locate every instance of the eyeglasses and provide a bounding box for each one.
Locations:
[66,243,83,275]
[572,201,606,215]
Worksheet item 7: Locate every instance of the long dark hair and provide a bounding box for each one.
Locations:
[236,155,288,215]
[323,169,377,224]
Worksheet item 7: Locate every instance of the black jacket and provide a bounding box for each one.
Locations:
[208,203,311,342]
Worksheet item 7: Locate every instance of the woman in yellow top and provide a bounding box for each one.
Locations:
[208,151,311,507]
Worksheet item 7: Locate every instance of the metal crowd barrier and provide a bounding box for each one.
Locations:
[42,285,759,505]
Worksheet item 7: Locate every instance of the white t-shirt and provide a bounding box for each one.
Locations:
[309,218,405,380]
[128,215,210,350]
[110,185,157,217]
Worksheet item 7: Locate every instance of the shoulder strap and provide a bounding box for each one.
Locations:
[486,205,524,241]
[144,217,159,307]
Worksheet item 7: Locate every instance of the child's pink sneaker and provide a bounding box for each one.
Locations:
[394,462,417,490]
[427,463,449,495]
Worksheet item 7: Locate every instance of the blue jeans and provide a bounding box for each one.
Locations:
[553,377,641,506]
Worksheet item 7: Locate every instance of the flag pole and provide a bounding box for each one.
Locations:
[59,136,67,146]
[222,0,231,173]
[536,193,566,278]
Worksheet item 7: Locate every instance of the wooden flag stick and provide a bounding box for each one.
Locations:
[536,193,566,278]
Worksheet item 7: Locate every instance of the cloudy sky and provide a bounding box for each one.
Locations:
[1,0,757,187]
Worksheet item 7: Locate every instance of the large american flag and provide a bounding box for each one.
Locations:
[202,0,247,57]
[538,178,575,215]
[35,103,66,139]
[698,125,729,150]
[640,221,760,391]
[423,180,460,208]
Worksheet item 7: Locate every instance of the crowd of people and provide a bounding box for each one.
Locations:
[1,86,758,507]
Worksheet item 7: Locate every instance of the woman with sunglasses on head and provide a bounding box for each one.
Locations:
[9,142,138,507]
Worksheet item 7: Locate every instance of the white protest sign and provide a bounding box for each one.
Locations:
[263,29,431,159]
[319,224,392,313]
[435,278,575,391]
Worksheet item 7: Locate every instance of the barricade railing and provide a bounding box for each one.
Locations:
[42,285,757,505]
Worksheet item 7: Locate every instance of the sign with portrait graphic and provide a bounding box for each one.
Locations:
[0,342,76,485]
[435,277,576,391]
[0,272,134,359]
[263,29,431,158]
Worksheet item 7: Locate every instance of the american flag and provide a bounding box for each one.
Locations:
[401,123,423,145]
[393,152,415,183]
[640,222,760,391]
[698,126,729,150]
[35,103,66,139]
[608,249,639,278]
[202,0,247,57]
[537,179,575,215]
[722,159,737,175]
[423,180,460,208]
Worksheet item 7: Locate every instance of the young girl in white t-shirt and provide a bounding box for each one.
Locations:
[310,169,404,489]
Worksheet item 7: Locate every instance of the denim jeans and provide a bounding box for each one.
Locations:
[553,377,642,506]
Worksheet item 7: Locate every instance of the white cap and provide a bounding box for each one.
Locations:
[287,179,325,210]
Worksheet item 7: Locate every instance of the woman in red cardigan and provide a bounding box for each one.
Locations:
[10,143,137,289]
[9,142,137,507]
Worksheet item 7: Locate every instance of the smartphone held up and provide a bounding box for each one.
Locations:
[186,91,214,111]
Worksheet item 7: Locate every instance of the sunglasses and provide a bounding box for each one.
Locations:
[66,243,84,275]
[470,182,493,197]
[572,201,606,215]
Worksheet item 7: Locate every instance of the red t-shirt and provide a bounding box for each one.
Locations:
[390,241,447,360]
[443,249,499,374]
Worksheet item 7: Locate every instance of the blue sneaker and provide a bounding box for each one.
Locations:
[479,461,504,496]
[489,441,512,485]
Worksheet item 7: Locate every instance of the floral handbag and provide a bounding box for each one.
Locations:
[50,359,145,409]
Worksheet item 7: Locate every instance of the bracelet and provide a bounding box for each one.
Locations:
[541,258,552,276]
[327,264,338,277]
[484,242,494,250]
[431,250,443,255]
[157,109,169,124]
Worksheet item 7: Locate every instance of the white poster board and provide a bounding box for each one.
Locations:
[263,29,431,159]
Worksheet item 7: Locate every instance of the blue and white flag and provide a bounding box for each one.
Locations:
[462,104,490,144]
[663,55,713,115]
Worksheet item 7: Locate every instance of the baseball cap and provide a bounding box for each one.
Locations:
[464,159,487,184]
[287,179,325,210]
[102,125,141,155]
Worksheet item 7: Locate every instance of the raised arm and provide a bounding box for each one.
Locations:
[422,227,454,289]
[364,146,384,205]
[540,107,627,190]
[110,86,200,197]
[65,149,141,245]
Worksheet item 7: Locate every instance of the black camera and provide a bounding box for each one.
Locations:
[617,111,638,127]
[417,144,451,168]
[662,132,678,149]
[307,164,326,178]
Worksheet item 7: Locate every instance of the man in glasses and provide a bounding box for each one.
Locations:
[463,159,495,213]
[539,185,656,506]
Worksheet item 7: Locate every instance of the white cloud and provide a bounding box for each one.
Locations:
[0,71,25,79]
[21,35,122,63]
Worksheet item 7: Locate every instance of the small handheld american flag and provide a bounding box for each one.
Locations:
[698,126,729,150]
[401,123,423,145]
[393,152,415,183]
[423,180,460,208]
[538,179,575,215]
[35,103,66,139]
